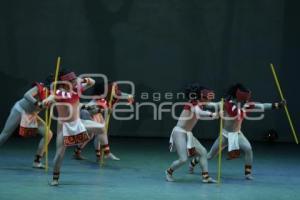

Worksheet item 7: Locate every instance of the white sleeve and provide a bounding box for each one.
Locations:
[120,92,132,99]
[204,102,221,110]
[192,105,213,117]
[24,86,38,104]
[246,102,272,110]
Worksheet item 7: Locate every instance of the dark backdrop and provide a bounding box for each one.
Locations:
[0,0,299,142]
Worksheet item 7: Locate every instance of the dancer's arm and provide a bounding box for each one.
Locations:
[119,92,134,104]
[245,100,286,110]
[192,105,217,118]
[24,86,39,104]
[81,78,95,91]
[41,94,56,108]
[203,101,221,111]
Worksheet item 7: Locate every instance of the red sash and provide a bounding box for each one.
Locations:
[63,132,90,147]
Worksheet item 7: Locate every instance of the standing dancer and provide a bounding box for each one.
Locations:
[189,83,286,180]
[44,69,106,186]
[165,83,217,183]
[73,82,134,161]
[0,75,54,168]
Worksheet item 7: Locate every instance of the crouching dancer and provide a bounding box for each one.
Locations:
[165,83,217,183]
[74,81,134,161]
[43,69,106,186]
[0,75,53,168]
[189,83,286,180]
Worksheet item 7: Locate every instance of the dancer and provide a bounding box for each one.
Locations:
[189,83,286,180]
[165,83,217,183]
[73,81,134,161]
[43,69,108,186]
[0,75,54,168]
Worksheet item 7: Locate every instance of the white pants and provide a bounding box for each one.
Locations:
[208,131,253,165]
[168,126,209,172]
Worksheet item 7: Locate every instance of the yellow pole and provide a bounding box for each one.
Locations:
[217,98,224,184]
[52,57,61,95]
[44,90,49,172]
[270,63,298,144]
[44,57,61,171]
[100,83,116,167]
[105,83,116,132]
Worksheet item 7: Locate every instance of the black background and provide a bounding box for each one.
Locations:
[0,0,299,142]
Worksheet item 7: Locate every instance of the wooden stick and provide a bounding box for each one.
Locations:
[44,89,49,172]
[105,83,116,133]
[270,63,298,144]
[100,83,116,167]
[217,98,224,184]
[44,57,61,171]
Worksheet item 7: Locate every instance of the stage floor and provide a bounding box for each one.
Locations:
[0,137,299,200]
